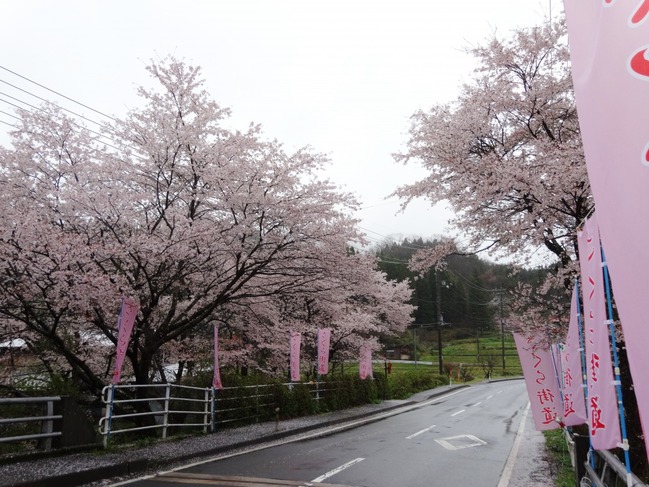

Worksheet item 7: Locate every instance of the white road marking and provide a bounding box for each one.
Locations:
[473,401,483,407]
[406,424,437,439]
[435,434,487,451]
[497,402,531,487]
[451,409,465,417]
[110,387,473,486]
[486,395,494,400]
[311,457,365,483]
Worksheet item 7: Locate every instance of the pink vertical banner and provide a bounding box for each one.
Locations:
[513,332,561,431]
[290,331,301,382]
[359,346,373,380]
[559,287,588,427]
[111,297,140,384]
[212,325,223,390]
[564,0,649,458]
[317,328,331,376]
[577,217,621,450]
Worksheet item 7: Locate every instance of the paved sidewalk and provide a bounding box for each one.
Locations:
[1,381,555,487]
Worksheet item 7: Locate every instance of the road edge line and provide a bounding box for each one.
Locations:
[497,401,531,487]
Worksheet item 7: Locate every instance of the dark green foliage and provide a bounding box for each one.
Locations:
[306,376,383,414]
[0,401,44,455]
[376,238,553,366]
[387,370,449,400]
[376,239,504,341]
[272,383,316,419]
[543,429,576,487]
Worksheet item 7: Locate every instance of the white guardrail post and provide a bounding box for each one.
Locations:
[103,385,115,448]
[43,398,54,451]
[203,387,209,434]
[210,386,216,433]
[162,384,170,439]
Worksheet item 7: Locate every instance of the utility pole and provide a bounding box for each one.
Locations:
[435,270,443,375]
[413,326,417,367]
[499,290,505,373]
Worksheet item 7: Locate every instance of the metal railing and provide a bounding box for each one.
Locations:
[566,431,648,487]
[99,383,211,446]
[99,381,343,446]
[0,396,62,451]
[582,450,648,487]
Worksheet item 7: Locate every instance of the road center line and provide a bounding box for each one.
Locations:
[473,401,483,407]
[406,424,437,439]
[486,395,494,400]
[311,458,365,483]
[451,409,465,417]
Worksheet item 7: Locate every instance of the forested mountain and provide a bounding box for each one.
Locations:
[375,238,549,337]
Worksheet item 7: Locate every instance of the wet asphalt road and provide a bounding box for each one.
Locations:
[118,381,533,487]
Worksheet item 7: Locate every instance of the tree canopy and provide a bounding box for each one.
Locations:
[0,59,413,396]
[394,20,592,269]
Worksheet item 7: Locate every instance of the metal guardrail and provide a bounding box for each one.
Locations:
[582,450,648,487]
[566,430,648,487]
[99,383,210,446]
[0,396,62,451]
[99,381,338,446]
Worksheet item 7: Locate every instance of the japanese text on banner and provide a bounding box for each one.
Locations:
[514,332,561,431]
[317,328,331,376]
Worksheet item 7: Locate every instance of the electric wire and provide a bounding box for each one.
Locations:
[0,66,160,165]
[0,109,20,121]
[0,64,117,122]
[0,78,109,129]
[0,77,157,167]
[0,96,127,154]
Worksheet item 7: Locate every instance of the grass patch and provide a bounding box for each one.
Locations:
[417,334,523,378]
[543,429,576,487]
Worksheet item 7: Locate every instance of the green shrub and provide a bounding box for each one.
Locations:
[543,429,575,487]
[388,370,448,399]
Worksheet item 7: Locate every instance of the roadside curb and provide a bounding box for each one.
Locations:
[9,385,470,487]
[488,376,524,383]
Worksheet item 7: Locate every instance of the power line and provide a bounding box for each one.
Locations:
[0,65,116,122]
[0,74,155,163]
[0,119,18,129]
[0,81,133,151]
[0,78,107,129]
[445,267,501,294]
[0,109,21,121]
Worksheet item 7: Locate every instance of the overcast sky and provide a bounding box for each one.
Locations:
[0,0,561,250]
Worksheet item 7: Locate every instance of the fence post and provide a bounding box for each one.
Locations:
[255,385,260,423]
[162,384,170,439]
[103,385,115,448]
[210,387,216,433]
[42,399,54,451]
[203,388,209,434]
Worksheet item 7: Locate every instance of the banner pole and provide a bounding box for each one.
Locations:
[316,329,321,401]
[574,278,595,469]
[549,341,565,413]
[601,248,633,486]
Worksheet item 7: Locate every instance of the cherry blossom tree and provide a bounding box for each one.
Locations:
[0,58,413,397]
[394,19,591,270]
